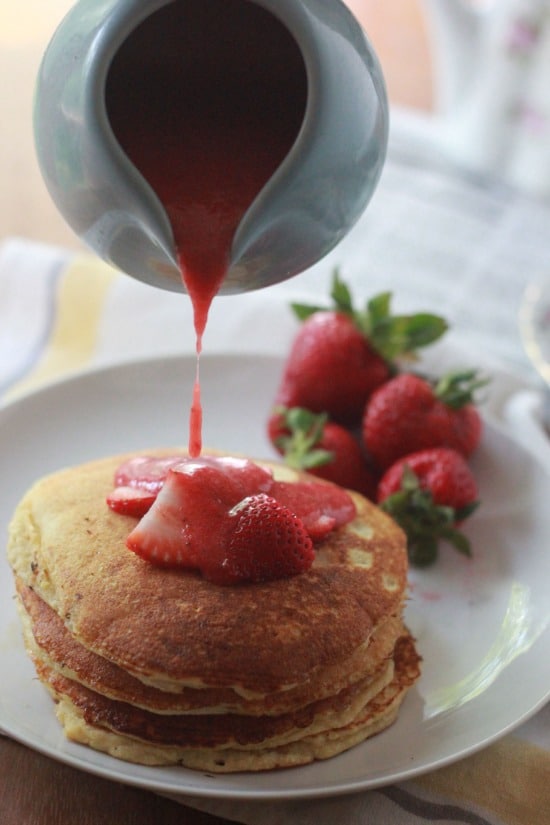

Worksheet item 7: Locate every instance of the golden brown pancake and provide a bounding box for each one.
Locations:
[31,656,395,750]
[7,449,419,771]
[34,634,420,772]
[8,451,408,694]
[16,581,403,716]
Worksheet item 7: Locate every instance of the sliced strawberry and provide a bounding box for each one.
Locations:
[121,454,355,579]
[113,455,188,493]
[271,479,356,540]
[126,467,224,568]
[109,453,273,518]
[106,486,156,518]
[210,493,314,585]
[125,457,274,569]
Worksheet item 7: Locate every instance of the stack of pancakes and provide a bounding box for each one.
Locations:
[7,451,420,772]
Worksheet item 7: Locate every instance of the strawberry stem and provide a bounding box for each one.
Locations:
[434,370,490,408]
[291,269,448,365]
[273,407,335,471]
[408,535,438,568]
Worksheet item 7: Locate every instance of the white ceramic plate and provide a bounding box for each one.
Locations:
[1,354,549,801]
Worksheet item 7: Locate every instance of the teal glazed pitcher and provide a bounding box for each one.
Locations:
[34,0,388,294]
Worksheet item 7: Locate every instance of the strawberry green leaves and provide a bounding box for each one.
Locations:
[270,407,334,471]
[291,270,448,364]
[434,369,490,409]
[364,291,448,362]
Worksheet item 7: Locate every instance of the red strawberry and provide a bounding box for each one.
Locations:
[126,464,233,569]
[274,272,447,425]
[275,311,389,425]
[363,370,486,470]
[212,493,315,585]
[125,457,274,569]
[124,455,352,579]
[268,406,377,499]
[113,455,188,493]
[107,454,272,518]
[270,479,356,540]
[106,486,156,518]
[107,454,188,517]
[377,447,479,566]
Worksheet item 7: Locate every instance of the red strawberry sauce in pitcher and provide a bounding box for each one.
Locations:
[106,0,307,455]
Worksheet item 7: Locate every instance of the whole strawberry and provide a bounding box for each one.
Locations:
[363,370,486,470]
[377,447,479,566]
[217,493,315,585]
[274,312,388,426]
[274,271,447,425]
[268,406,377,499]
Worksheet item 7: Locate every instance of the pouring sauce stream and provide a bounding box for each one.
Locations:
[106,0,307,455]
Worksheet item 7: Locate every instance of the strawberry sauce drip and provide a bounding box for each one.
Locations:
[189,370,203,458]
[108,455,357,580]
[106,0,307,456]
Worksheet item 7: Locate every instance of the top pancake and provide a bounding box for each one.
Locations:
[8,451,408,695]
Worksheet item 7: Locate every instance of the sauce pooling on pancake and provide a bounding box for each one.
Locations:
[107,454,356,582]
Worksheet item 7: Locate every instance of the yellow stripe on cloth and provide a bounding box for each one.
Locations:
[5,256,118,400]
[414,737,550,825]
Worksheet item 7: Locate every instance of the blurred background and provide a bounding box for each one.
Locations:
[0,0,433,250]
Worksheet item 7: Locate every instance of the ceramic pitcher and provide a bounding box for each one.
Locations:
[34,0,388,294]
